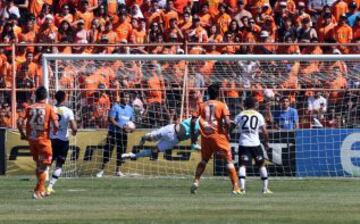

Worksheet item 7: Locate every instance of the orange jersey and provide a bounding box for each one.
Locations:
[25,103,57,140]
[196,100,230,137]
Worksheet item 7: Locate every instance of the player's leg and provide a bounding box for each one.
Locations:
[115,131,128,176]
[238,146,251,193]
[34,140,53,199]
[254,146,272,194]
[191,139,212,194]
[47,139,69,193]
[123,125,174,160]
[96,131,115,177]
[221,149,241,194]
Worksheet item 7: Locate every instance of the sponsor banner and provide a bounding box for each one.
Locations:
[214,131,296,176]
[5,130,208,176]
[296,129,360,176]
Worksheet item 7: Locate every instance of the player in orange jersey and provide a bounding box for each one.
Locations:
[190,83,240,194]
[17,86,59,200]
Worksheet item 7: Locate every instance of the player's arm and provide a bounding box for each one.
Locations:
[50,107,59,135]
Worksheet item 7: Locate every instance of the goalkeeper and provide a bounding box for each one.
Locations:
[122,117,200,160]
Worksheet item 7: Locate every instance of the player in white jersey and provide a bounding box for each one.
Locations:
[234,97,271,194]
[47,91,77,194]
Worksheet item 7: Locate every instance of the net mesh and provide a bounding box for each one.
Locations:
[43,55,360,178]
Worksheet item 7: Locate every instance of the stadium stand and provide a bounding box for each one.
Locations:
[0,0,359,129]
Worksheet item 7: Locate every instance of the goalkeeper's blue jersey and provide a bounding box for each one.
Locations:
[180,117,200,140]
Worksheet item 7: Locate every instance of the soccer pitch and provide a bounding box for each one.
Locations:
[0,177,360,224]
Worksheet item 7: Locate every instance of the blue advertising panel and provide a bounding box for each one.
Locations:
[296,129,360,176]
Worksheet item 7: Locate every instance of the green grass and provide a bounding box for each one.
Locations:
[0,177,360,224]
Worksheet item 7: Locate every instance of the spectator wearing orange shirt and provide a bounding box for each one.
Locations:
[332,0,349,21]
[161,0,179,30]
[55,4,74,26]
[319,13,336,42]
[186,15,208,42]
[144,0,163,27]
[333,14,353,53]
[93,84,111,128]
[295,2,311,27]
[16,52,36,102]
[29,0,46,17]
[36,3,52,27]
[114,11,133,41]
[300,38,323,82]
[129,18,146,44]
[36,15,58,43]
[199,3,213,29]
[179,11,193,31]
[174,0,192,14]
[19,19,36,44]
[143,64,168,127]
[216,3,232,34]
[316,6,337,29]
[75,0,95,30]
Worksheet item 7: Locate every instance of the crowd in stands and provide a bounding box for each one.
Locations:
[0,0,359,129]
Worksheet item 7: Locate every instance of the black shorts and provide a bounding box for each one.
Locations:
[238,145,265,165]
[51,139,70,163]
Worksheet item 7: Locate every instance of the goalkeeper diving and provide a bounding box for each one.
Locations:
[122,117,201,160]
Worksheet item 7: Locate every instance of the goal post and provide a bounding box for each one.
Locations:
[42,54,360,178]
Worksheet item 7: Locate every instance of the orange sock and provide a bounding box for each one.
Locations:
[35,171,46,193]
[195,162,206,181]
[228,167,239,188]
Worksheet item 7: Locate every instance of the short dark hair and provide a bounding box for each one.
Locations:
[244,97,257,109]
[208,83,220,100]
[55,90,66,104]
[35,86,48,102]
[281,96,290,102]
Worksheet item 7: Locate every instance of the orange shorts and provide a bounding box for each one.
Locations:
[201,134,232,162]
[29,139,53,165]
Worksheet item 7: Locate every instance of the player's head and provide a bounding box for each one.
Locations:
[244,97,258,109]
[55,90,66,105]
[281,96,290,109]
[208,83,220,100]
[35,86,48,102]
[120,92,130,105]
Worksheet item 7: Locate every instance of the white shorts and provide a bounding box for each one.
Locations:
[150,124,179,152]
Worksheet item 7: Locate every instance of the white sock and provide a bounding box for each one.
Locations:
[136,149,152,158]
[239,166,246,191]
[48,168,62,189]
[260,166,269,191]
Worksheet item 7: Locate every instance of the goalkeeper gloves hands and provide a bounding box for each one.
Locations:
[191,143,201,151]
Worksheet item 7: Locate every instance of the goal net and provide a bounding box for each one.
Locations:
[42,54,360,178]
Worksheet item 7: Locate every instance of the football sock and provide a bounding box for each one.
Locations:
[239,166,246,191]
[194,161,207,181]
[48,167,62,189]
[35,170,47,193]
[136,149,152,158]
[260,166,269,191]
[227,163,239,188]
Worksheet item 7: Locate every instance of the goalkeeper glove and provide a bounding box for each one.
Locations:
[191,143,201,151]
